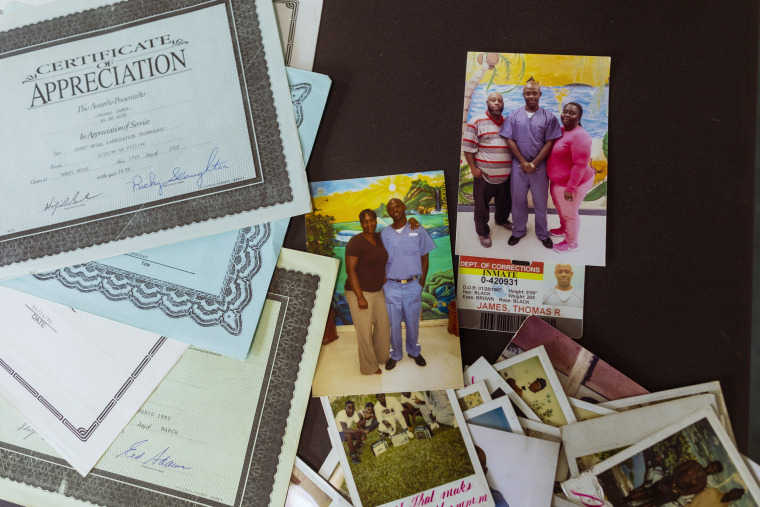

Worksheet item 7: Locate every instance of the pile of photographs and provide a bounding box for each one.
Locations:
[307,316,760,507]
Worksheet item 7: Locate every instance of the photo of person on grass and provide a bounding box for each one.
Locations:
[326,391,480,507]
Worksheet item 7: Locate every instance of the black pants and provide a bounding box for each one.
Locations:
[473,175,511,237]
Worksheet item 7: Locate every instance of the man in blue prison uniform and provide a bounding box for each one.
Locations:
[501,77,562,249]
[380,198,437,370]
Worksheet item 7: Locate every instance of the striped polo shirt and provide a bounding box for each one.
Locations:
[462,111,512,184]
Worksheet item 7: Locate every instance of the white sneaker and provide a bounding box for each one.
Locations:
[430,422,440,430]
[406,430,415,439]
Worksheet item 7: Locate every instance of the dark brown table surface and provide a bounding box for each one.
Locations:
[290,1,760,470]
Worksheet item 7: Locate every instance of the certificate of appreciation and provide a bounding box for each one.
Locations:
[0,0,310,279]
[0,249,339,506]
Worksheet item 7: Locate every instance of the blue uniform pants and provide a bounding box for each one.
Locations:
[510,160,550,240]
[383,280,423,360]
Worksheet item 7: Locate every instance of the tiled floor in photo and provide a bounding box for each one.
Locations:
[456,210,607,266]
[312,322,463,396]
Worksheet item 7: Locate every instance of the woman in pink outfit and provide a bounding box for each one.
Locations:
[546,102,596,252]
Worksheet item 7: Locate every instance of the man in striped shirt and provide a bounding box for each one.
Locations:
[462,91,513,248]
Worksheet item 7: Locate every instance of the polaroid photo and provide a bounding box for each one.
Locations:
[287,457,352,507]
[464,397,524,435]
[456,381,493,412]
[326,462,353,504]
[500,316,648,403]
[562,394,718,477]
[519,417,562,442]
[492,345,577,427]
[598,381,735,445]
[568,397,616,422]
[307,171,462,396]
[463,356,502,393]
[517,416,571,486]
[456,52,610,266]
[317,448,341,479]
[322,391,494,507]
[313,448,355,504]
[457,258,585,338]
[562,406,760,507]
[468,423,559,507]
[464,356,541,423]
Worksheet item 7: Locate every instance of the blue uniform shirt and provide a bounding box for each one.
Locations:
[380,221,437,280]
[500,107,562,160]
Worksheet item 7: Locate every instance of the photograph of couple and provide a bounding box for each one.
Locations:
[307,172,463,396]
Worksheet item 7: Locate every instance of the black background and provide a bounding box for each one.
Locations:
[291,1,759,469]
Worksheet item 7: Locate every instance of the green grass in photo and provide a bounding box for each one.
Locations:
[345,426,474,507]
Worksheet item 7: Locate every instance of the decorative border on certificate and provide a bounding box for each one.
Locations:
[0,0,294,267]
[273,0,299,66]
[0,336,166,442]
[32,224,271,335]
[289,80,312,127]
[0,266,320,506]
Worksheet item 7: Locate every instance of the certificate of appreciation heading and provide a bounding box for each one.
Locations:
[0,0,310,279]
[5,5,255,232]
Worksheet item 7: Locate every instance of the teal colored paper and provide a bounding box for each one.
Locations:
[286,66,331,161]
[2,68,330,359]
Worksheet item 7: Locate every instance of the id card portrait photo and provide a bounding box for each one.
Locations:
[457,257,585,338]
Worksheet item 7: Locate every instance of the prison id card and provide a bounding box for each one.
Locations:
[456,256,585,338]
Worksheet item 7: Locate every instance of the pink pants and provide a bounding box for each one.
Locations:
[550,177,595,245]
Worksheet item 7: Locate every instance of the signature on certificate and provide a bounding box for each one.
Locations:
[43,190,103,216]
[115,439,192,470]
[16,423,38,441]
[129,146,229,197]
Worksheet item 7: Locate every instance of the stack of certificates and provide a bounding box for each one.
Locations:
[0,0,337,505]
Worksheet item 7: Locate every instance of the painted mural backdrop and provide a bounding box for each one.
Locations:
[307,171,454,325]
[459,53,610,210]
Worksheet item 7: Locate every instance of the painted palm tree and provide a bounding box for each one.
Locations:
[462,53,526,134]
[460,53,526,206]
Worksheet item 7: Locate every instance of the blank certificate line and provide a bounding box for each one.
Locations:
[124,254,195,274]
